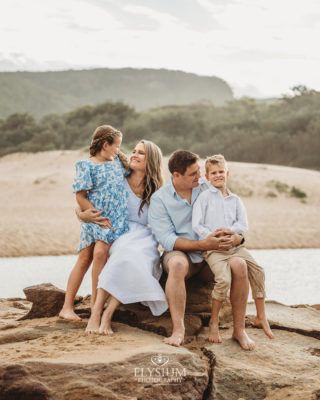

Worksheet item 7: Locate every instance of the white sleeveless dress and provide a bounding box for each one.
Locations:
[97,179,168,316]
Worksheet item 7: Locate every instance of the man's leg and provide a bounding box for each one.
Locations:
[164,254,190,347]
[229,256,255,350]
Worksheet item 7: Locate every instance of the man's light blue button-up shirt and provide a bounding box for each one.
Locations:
[148,178,208,263]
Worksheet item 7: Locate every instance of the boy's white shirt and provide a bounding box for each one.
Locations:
[192,182,248,240]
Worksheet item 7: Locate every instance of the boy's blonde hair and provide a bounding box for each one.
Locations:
[205,154,228,173]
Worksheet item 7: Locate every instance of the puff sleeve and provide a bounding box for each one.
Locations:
[72,160,93,193]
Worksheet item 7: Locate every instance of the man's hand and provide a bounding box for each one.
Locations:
[78,208,113,229]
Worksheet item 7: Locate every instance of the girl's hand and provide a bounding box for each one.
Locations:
[79,208,113,229]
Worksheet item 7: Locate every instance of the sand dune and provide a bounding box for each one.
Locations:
[1,150,320,257]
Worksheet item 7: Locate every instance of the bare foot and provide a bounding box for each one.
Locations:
[85,314,100,334]
[164,330,184,347]
[232,330,255,351]
[208,321,222,343]
[99,311,114,335]
[253,316,274,339]
[59,308,81,321]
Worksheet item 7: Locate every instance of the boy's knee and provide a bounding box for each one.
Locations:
[230,257,248,279]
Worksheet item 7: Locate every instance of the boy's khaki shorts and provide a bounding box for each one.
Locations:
[203,245,266,302]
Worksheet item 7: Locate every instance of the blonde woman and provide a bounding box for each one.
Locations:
[85,140,168,334]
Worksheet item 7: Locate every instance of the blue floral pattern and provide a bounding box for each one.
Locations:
[73,157,129,251]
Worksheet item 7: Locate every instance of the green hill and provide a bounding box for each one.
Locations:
[0,68,233,118]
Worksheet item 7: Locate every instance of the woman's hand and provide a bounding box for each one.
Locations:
[77,208,113,229]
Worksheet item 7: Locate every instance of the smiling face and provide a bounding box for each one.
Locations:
[129,142,146,171]
[173,162,201,190]
[206,163,229,190]
[103,136,122,160]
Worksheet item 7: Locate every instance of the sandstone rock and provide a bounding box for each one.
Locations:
[246,301,320,340]
[19,283,82,320]
[197,326,320,400]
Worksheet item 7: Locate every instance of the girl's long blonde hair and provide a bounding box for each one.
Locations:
[138,140,163,214]
[89,125,129,169]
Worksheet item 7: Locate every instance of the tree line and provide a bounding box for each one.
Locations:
[1,85,319,170]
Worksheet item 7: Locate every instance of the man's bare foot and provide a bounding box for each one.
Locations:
[164,330,184,347]
[99,312,114,335]
[232,330,255,351]
[253,316,274,339]
[208,321,222,343]
[85,314,100,334]
[59,308,81,321]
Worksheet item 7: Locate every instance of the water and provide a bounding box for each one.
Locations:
[0,249,319,306]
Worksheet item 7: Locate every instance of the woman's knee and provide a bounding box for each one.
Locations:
[229,257,248,279]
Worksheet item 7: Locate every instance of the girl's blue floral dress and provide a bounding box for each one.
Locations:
[73,156,129,251]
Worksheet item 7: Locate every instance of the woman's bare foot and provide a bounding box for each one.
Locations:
[164,329,184,347]
[99,310,114,335]
[85,314,100,334]
[208,321,222,343]
[59,308,81,321]
[232,329,255,351]
[253,316,274,339]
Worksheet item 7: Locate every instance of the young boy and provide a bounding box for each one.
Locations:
[192,154,274,343]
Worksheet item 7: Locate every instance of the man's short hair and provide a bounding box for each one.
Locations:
[168,150,200,175]
[205,154,227,173]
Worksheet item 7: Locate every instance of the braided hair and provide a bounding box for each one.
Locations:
[89,125,129,170]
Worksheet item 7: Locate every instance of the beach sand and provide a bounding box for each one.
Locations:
[1,150,320,257]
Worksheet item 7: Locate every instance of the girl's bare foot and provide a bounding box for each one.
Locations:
[85,314,100,334]
[253,316,274,339]
[232,329,255,351]
[59,308,81,321]
[208,321,222,343]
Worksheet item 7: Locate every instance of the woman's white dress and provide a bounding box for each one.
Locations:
[97,179,168,316]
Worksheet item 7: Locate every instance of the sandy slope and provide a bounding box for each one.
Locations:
[1,150,319,257]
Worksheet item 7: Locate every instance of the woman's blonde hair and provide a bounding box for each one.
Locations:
[138,140,164,214]
[89,125,129,169]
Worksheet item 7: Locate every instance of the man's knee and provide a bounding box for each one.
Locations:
[229,257,248,279]
[167,256,189,280]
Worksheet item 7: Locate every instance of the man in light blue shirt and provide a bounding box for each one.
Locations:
[148,150,255,350]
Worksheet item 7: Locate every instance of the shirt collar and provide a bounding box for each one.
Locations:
[208,182,235,197]
[169,176,202,202]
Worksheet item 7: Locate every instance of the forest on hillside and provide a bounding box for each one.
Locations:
[0,68,232,118]
[0,86,319,170]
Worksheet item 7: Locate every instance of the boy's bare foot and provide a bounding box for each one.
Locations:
[253,316,274,339]
[208,321,222,343]
[232,329,255,351]
[164,330,184,347]
[99,312,114,335]
[85,314,100,334]
[59,309,81,321]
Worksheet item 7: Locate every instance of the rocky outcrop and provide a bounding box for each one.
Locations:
[0,288,320,399]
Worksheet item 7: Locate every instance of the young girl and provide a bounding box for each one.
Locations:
[59,125,129,320]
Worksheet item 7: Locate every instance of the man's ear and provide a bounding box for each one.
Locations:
[172,171,181,179]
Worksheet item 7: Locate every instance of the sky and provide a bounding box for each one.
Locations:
[0,0,319,98]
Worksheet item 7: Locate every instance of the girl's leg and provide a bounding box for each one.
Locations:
[91,241,111,308]
[86,288,110,333]
[208,299,223,343]
[253,298,274,339]
[99,296,121,335]
[59,244,94,321]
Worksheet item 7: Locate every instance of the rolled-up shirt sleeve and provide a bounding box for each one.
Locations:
[192,195,212,240]
[148,195,179,251]
[230,197,248,234]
